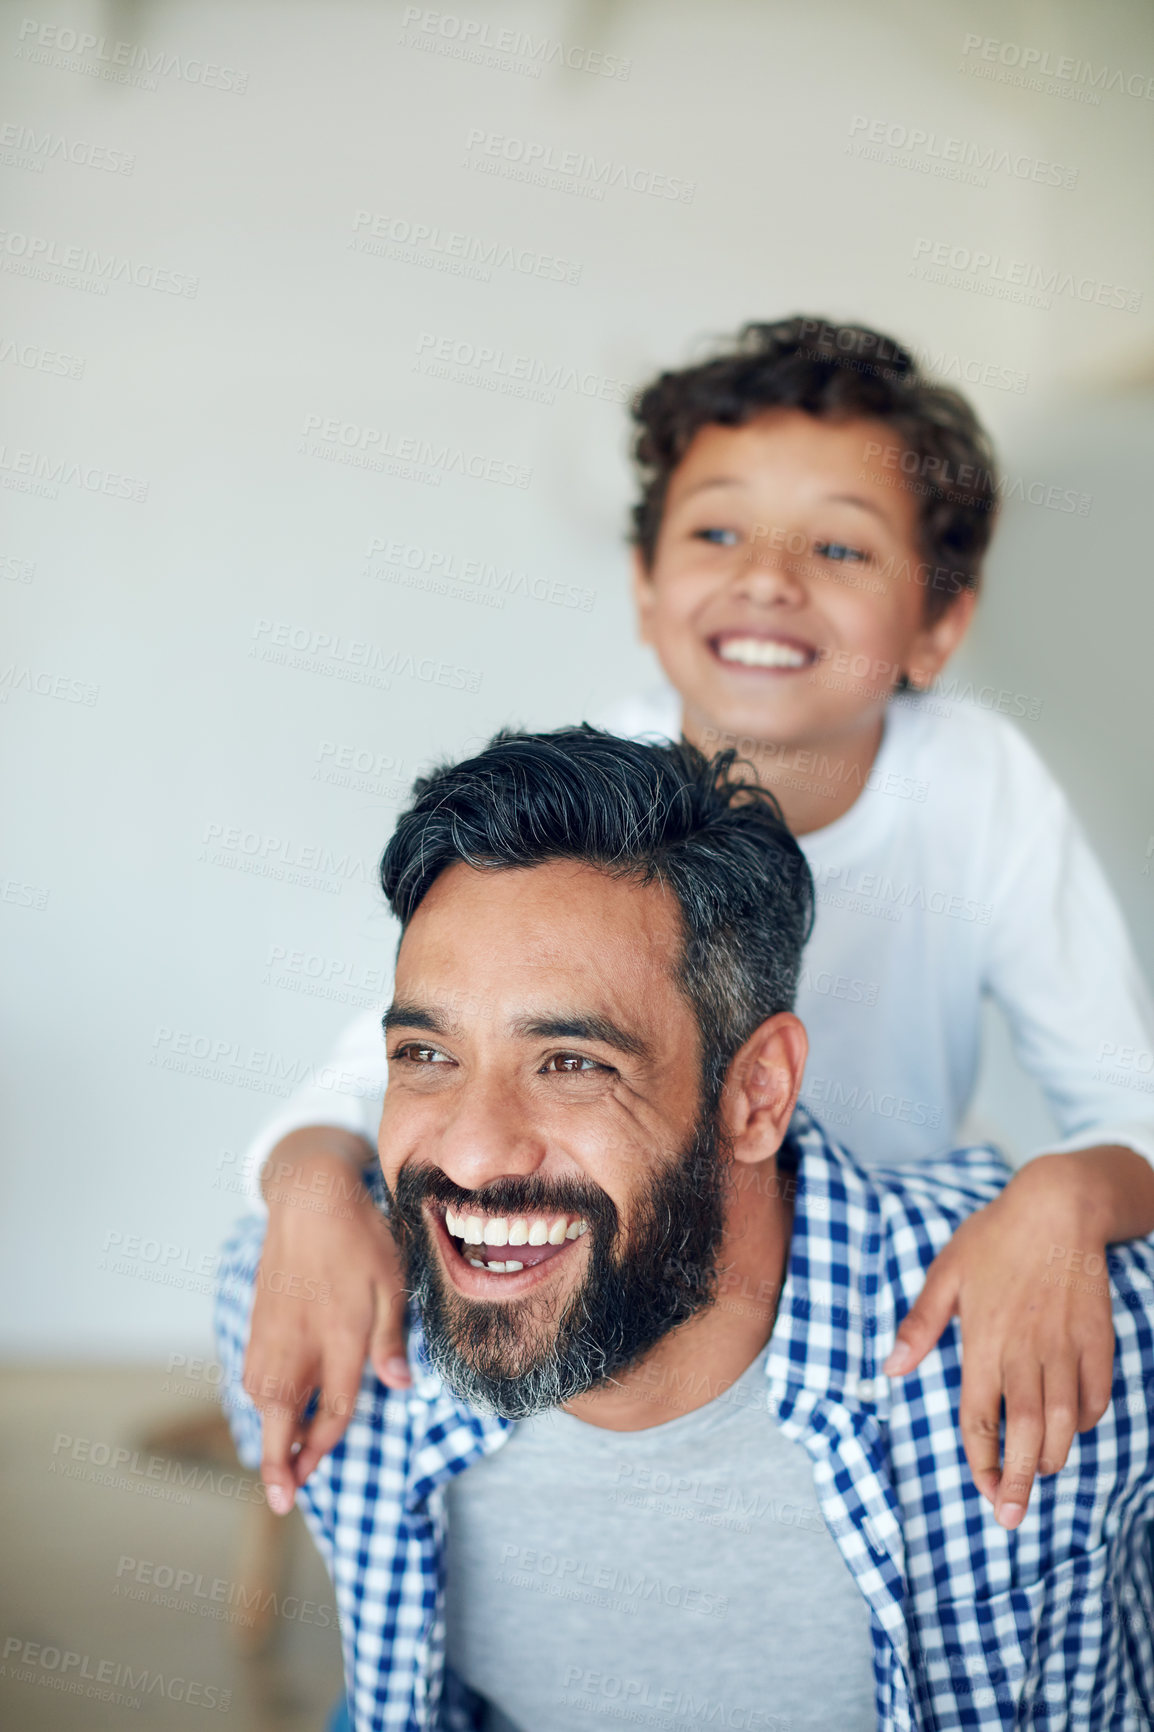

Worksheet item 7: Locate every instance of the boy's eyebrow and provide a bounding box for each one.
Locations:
[825,491,891,524]
[512,1013,651,1060]
[676,475,745,501]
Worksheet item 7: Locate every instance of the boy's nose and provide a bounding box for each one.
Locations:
[735,544,807,604]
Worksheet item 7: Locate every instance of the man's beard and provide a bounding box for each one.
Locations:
[386,1112,730,1419]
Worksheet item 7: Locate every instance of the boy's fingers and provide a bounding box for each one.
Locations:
[290,1345,366,1486]
[1077,1328,1115,1431]
[958,1357,1003,1506]
[882,1261,958,1376]
[1037,1359,1079,1476]
[261,1404,307,1515]
[243,1354,314,1422]
[996,1360,1044,1529]
[369,1285,412,1387]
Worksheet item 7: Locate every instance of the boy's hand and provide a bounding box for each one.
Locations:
[243,1136,411,1515]
[882,1153,1120,1530]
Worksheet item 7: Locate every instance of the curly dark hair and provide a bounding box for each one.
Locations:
[630,315,1000,623]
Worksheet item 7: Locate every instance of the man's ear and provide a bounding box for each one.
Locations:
[631,547,657,647]
[905,586,977,689]
[721,1013,808,1164]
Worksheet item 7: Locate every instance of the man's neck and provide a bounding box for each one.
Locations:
[562,1162,795,1431]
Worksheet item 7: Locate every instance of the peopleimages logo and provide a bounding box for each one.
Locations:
[2,1635,231,1710]
[462,128,696,203]
[399,6,631,80]
[846,115,1078,189]
[0,228,199,296]
[350,209,583,285]
[15,18,249,93]
[960,34,1154,101]
[910,238,1141,314]
[0,121,135,174]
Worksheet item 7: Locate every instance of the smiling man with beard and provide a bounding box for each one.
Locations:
[217,727,1154,1732]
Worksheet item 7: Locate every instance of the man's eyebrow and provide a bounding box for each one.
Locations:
[513,1014,650,1061]
[382,1003,456,1037]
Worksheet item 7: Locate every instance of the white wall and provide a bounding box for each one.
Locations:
[3,0,1152,1353]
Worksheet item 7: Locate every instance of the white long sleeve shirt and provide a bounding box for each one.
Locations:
[241,691,1154,1194]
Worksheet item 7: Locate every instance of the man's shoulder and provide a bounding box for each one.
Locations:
[790,1107,1011,1251]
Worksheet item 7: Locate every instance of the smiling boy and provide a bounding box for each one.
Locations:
[239,317,1154,1541]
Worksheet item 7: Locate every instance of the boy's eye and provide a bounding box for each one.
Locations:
[694,527,740,547]
[814,540,868,563]
[541,1053,607,1075]
[393,1042,452,1064]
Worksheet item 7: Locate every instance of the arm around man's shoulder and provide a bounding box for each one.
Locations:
[239,1006,390,1204]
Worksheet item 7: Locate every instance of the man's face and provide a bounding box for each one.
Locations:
[378,859,729,1418]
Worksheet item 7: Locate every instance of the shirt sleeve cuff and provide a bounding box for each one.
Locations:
[239,1088,383,1209]
[1027,1122,1154,1171]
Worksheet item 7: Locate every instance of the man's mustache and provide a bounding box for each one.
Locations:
[388,1162,620,1238]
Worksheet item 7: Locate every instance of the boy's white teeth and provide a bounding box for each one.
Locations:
[717,636,808,669]
[445,1207,588,1252]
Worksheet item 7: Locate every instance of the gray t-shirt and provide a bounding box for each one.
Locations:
[443,1350,875,1731]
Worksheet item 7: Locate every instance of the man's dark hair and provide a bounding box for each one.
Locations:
[380,727,814,1106]
[630,314,999,623]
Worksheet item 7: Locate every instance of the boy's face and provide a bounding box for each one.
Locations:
[634,409,974,750]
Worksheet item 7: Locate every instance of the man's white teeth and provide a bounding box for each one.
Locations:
[717,636,809,669]
[445,1206,588,1251]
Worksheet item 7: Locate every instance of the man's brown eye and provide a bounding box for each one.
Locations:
[544,1053,599,1074]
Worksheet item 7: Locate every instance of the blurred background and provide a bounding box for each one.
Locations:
[2,0,1152,1724]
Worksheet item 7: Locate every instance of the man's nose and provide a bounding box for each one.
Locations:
[433,1075,545,1193]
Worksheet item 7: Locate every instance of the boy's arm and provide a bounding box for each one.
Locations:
[886,1144,1154,1528]
[978,734,1154,1171]
[887,733,1154,1520]
[239,1006,389,1203]
[234,1009,409,1510]
[245,1128,411,1514]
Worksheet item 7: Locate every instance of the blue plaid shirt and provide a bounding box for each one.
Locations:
[215,1109,1154,1730]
